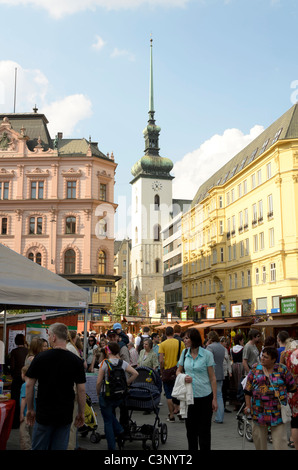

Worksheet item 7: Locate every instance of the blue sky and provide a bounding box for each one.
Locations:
[0,0,298,237]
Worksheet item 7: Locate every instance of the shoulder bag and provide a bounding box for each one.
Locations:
[265,369,292,424]
[161,340,181,383]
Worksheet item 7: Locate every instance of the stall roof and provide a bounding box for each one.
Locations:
[192,321,225,330]
[253,318,298,328]
[0,244,89,309]
[211,319,252,329]
[0,310,77,326]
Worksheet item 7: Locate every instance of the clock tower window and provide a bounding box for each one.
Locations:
[154,194,160,210]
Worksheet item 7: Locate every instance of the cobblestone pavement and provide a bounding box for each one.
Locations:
[5,396,294,452]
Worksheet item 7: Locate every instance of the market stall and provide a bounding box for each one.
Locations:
[0,398,15,450]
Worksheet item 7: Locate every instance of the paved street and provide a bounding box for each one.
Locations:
[5,395,294,452]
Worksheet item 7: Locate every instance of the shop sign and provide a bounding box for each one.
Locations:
[231,304,242,318]
[280,296,298,314]
[206,307,215,319]
[180,310,188,321]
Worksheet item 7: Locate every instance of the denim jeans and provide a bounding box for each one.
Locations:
[31,421,71,450]
[99,393,124,450]
[215,380,225,423]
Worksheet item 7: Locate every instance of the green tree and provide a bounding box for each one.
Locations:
[112,285,137,317]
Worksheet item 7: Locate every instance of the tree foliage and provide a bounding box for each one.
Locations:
[112,285,137,317]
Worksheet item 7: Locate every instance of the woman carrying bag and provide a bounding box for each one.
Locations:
[176,328,218,451]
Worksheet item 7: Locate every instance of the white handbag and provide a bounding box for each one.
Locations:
[266,372,292,424]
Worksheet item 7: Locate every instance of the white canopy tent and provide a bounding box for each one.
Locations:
[0,244,89,357]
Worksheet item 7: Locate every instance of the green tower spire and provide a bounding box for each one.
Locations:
[143,36,161,157]
[130,37,173,183]
[149,36,155,122]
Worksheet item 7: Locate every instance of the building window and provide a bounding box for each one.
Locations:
[31,181,44,199]
[98,250,106,275]
[257,169,262,186]
[245,238,249,255]
[229,275,232,289]
[154,194,160,210]
[99,183,107,201]
[220,248,224,262]
[247,270,251,287]
[241,271,245,288]
[256,268,259,285]
[243,179,247,195]
[270,263,276,282]
[267,162,272,179]
[28,251,42,265]
[219,195,223,208]
[219,220,223,235]
[234,273,237,289]
[1,217,7,235]
[259,232,265,250]
[252,204,257,225]
[0,181,9,199]
[262,266,266,284]
[258,200,263,222]
[153,224,161,241]
[269,228,275,247]
[251,173,256,189]
[65,216,76,234]
[268,194,273,218]
[29,216,42,234]
[135,227,138,244]
[253,234,258,252]
[67,181,77,199]
[64,249,76,274]
[155,259,160,273]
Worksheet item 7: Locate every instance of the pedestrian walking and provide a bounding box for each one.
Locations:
[280,339,298,449]
[176,328,217,450]
[206,331,225,423]
[137,338,159,370]
[159,326,185,422]
[26,323,86,450]
[244,346,297,450]
[96,342,138,450]
[242,329,261,374]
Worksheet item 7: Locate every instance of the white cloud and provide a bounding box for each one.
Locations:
[0,0,190,19]
[92,35,106,50]
[172,125,264,200]
[0,60,49,111]
[0,60,92,137]
[40,94,92,137]
[111,47,135,62]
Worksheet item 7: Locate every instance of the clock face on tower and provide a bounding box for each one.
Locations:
[152,180,163,191]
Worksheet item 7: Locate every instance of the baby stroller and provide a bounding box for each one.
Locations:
[78,393,101,443]
[236,377,253,444]
[122,367,168,450]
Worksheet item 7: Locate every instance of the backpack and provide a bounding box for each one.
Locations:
[105,360,128,400]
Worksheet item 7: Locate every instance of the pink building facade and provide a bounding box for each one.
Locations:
[0,112,119,313]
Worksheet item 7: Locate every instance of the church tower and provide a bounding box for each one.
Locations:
[130,38,174,315]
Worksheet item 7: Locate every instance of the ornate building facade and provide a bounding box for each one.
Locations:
[0,111,119,313]
[182,104,298,319]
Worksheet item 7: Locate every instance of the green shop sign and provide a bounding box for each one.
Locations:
[280,296,298,314]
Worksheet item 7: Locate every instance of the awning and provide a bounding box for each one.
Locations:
[253,318,298,328]
[211,319,252,329]
[193,305,208,312]
[192,321,225,330]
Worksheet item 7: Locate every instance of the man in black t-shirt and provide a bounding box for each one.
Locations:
[26,323,86,450]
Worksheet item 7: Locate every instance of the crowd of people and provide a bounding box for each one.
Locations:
[6,322,298,451]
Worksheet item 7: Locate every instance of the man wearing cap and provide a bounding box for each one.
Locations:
[106,328,130,364]
[112,323,129,351]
